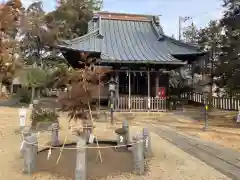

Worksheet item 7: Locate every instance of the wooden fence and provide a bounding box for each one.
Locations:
[117,96,167,112]
[48,89,167,112]
[181,92,240,111]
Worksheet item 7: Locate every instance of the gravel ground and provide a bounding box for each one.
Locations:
[98,131,230,180]
[115,111,240,152]
[0,108,230,180]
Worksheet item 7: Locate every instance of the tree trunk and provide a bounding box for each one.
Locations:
[0,81,2,96]
[36,88,40,98]
[10,81,13,95]
[229,88,233,110]
[31,87,35,103]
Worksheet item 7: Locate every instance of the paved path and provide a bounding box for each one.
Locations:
[151,125,240,180]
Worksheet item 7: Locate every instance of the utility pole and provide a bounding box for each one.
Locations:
[178,16,182,40]
[178,16,192,40]
[209,47,214,111]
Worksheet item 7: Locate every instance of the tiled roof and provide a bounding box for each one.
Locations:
[99,19,182,64]
[58,29,102,53]
[162,36,203,55]
[58,12,205,65]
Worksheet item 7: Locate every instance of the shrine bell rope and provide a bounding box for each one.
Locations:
[21,132,147,150]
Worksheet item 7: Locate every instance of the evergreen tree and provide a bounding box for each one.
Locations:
[182,22,198,44]
[216,0,240,96]
[20,0,103,67]
[45,0,103,39]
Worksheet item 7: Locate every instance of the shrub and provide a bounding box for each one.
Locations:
[31,107,59,127]
[16,87,31,104]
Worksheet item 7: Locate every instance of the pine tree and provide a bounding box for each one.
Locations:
[216,0,240,96]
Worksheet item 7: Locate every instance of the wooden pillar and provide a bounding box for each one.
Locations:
[98,74,101,111]
[115,72,119,110]
[191,63,194,101]
[136,72,139,94]
[147,71,150,110]
[132,71,136,94]
[155,72,159,97]
[128,70,131,109]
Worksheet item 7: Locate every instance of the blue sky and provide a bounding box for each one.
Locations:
[20,0,224,37]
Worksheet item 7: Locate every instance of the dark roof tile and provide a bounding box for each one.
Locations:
[58,12,205,65]
[163,36,202,55]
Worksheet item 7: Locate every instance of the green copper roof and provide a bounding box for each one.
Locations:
[162,36,204,55]
[58,12,205,65]
[58,29,102,52]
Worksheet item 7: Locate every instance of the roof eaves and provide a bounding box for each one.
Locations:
[162,35,201,50]
[172,51,207,56]
[57,45,101,54]
[59,39,70,45]
[68,29,100,44]
[100,59,187,65]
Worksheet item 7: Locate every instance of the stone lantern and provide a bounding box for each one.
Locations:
[108,77,117,124]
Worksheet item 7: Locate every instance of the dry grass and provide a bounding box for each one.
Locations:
[0,107,229,180]
[111,110,240,151]
[173,112,240,151]
[113,109,240,152]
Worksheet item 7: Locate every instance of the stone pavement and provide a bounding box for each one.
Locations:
[151,125,240,180]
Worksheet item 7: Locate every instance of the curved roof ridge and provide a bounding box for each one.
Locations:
[151,18,164,39]
[66,29,100,44]
[96,11,160,23]
[96,11,157,18]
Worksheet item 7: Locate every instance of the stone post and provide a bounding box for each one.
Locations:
[132,134,144,175]
[19,107,27,132]
[122,120,129,145]
[51,123,59,146]
[75,137,86,180]
[117,133,127,147]
[142,128,152,158]
[23,134,38,174]
[20,127,31,158]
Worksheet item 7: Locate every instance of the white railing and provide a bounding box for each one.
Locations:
[46,89,65,97]
[181,92,240,111]
[117,96,167,112]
